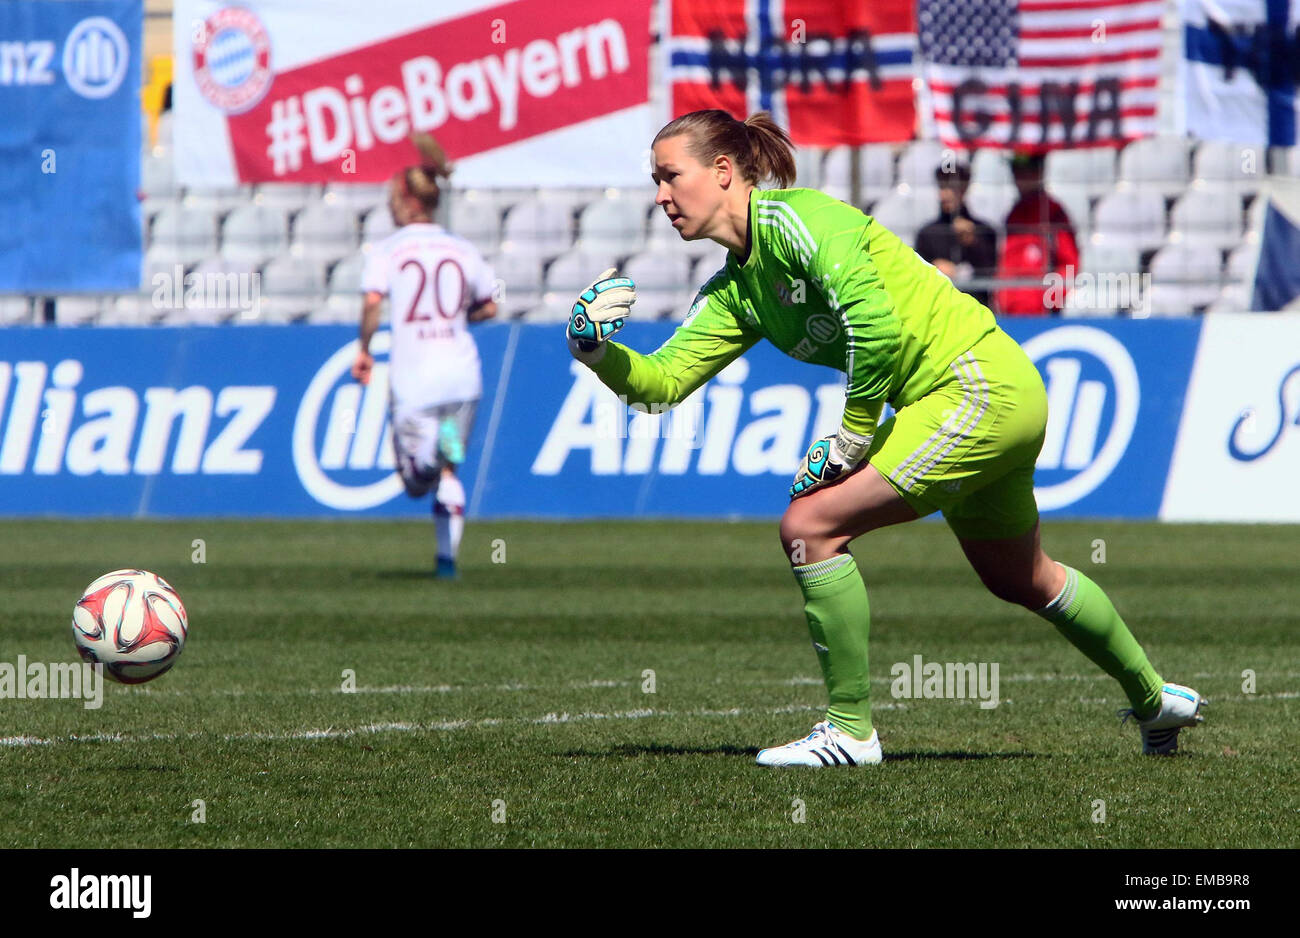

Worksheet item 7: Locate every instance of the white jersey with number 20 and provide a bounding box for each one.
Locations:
[361,222,494,408]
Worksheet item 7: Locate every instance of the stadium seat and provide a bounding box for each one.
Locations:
[1168,186,1244,249]
[965,183,1017,232]
[1269,145,1300,177]
[98,294,155,326]
[141,152,177,201]
[1148,242,1222,310]
[1225,243,1258,285]
[1145,283,1201,316]
[449,196,504,256]
[360,207,396,245]
[258,256,326,323]
[255,183,321,213]
[312,295,361,325]
[500,197,575,257]
[1080,241,1141,278]
[1092,188,1167,252]
[822,145,895,204]
[622,249,694,293]
[575,196,650,255]
[328,252,366,296]
[1192,141,1266,194]
[1043,184,1091,236]
[869,187,941,246]
[1117,136,1192,196]
[1061,286,1120,318]
[544,248,623,295]
[322,182,388,215]
[182,185,255,217]
[220,205,291,268]
[0,295,34,325]
[1044,147,1117,198]
[895,140,947,189]
[150,204,219,267]
[53,296,105,326]
[971,149,1013,188]
[1206,282,1251,314]
[794,144,822,188]
[492,242,546,318]
[291,201,361,265]
[177,256,261,325]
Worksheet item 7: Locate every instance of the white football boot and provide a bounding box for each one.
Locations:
[756,720,882,767]
[1119,683,1207,755]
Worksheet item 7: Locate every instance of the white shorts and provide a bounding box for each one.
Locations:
[390,399,479,497]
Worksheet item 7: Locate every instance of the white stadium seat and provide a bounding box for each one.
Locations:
[150,204,219,267]
[575,197,649,255]
[322,182,388,215]
[1224,243,1258,285]
[219,205,290,267]
[0,295,34,325]
[1192,141,1266,194]
[544,249,623,295]
[492,242,546,318]
[182,185,254,217]
[823,145,895,205]
[1206,282,1252,314]
[971,149,1013,188]
[869,187,941,246]
[895,140,947,189]
[259,256,326,323]
[291,201,361,264]
[1168,186,1244,249]
[501,197,576,255]
[53,296,105,326]
[141,152,177,201]
[1080,241,1140,278]
[449,196,504,256]
[965,183,1017,231]
[1117,136,1192,196]
[255,183,320,212]
[360,207,397,245]
[328,252,365,296]
[1148,242,1222,309]
[1145,283,1201,316]
[1045,147,1116,198]
[1092,188,1166,252]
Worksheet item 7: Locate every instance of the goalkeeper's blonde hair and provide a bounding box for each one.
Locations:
[653,109,796,188]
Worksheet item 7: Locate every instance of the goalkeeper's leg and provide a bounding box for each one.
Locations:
[777,462,919,745]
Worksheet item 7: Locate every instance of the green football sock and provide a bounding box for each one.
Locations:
[1035,564,1164,718]
[791,554,874,740]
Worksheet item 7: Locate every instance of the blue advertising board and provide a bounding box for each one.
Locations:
[0,0,142,292]
[0,319,1205,520]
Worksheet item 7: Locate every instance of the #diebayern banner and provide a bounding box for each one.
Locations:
[172,0,653,188]
[666,0,918,146]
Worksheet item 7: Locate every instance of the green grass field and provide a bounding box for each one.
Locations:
[1,519,1297,848]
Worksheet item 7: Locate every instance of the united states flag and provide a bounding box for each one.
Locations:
[919,0,1164,150]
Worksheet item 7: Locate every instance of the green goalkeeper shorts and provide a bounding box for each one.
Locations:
[866,327,1048,541]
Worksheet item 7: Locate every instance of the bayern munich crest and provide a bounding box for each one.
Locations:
[192,7,273,114]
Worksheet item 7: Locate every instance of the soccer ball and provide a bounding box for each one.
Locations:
[71,569,188,685]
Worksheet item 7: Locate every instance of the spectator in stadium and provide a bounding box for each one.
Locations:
[352,134,497,579]
[566,109,1203,766]
[995,152,1080,316]
[914,161,998,308]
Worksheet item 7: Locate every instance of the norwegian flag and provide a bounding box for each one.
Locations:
[667,0,918,146]
[918,0,1163,151]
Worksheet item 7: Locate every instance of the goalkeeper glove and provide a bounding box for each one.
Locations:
[567,267,635,362]
[790,428,874,499]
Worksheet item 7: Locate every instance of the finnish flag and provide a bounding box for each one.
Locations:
[1182,0,1300,146]
[1252,181,1300,311]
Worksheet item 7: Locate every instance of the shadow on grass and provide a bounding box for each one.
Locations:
[885,751,1039,761]
[560,743,759,759]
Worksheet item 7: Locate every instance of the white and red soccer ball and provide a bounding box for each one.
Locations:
[71,570,188,685]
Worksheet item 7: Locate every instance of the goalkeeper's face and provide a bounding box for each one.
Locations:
[651,136,725,242]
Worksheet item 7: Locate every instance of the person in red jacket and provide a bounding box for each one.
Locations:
[995,153,1080,316]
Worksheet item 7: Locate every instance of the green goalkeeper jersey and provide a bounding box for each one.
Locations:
[592,187,998,436]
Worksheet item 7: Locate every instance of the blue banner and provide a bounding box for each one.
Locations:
[0,320,1204,520]
[0,1,142,292]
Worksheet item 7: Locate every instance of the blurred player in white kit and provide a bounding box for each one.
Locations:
[352,134,498,578]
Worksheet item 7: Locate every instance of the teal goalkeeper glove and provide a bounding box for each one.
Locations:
[567,267,636,358]
[790,428,873,499]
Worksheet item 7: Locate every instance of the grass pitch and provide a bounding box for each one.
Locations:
[1,518,1297,848]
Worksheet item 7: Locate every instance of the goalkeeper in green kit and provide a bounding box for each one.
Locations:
[567,109,1205,765]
